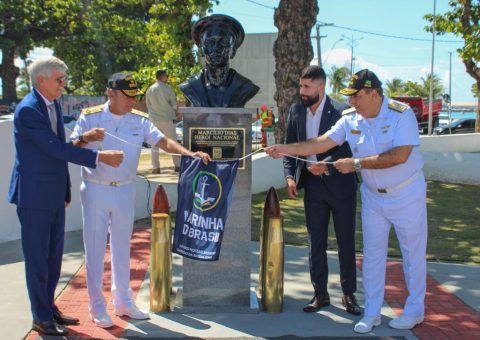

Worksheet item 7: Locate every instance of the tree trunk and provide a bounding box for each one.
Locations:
[273,0,318,143]
[0,47,20,102]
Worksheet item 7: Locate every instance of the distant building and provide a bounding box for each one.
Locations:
[230,33,278,116]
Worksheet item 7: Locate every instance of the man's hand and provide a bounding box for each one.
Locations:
[192,151,212,165]
[333,158,355,174]
[82,128,105,142]
[307,162,327,176]
[264,144,288,159]
[286,177,298,199]
[98,150,124,168]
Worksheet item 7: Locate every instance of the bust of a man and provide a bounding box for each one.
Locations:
[180,14,260,108]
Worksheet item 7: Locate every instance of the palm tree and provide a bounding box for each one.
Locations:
[328,66,350,95]
[404,73,444,98]
[385,78,405,97]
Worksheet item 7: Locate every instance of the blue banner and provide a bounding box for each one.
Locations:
[172,156,239,261]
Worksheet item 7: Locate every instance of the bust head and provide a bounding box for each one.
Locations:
[193,14,245,67]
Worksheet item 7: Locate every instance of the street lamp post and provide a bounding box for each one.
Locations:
[428,0,436,135]
[314,23,333,68]
[322,38,343,66]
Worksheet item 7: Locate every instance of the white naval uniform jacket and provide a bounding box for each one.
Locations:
[70,102,164,183]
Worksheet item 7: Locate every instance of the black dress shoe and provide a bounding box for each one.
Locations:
[303,293,330,312]
[32,320,68,336]
[53,309,79,325]
[342,293,361,315]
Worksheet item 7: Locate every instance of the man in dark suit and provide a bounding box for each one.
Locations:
[7,57,124,336]
[283,66,359,315]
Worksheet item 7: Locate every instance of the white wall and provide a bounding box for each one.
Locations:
[230,33,278,114]
[419,133,480,185]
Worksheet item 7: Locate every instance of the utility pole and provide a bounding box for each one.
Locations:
[448,51,453,133]
[314,23,333,68]
[428,0,436,135]
[342,34,363,75]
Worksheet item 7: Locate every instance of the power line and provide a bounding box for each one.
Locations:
[244,0,275,10]
[318,21,462,43]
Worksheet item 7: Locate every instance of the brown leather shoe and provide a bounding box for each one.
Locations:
[342,293,361,315]
[32,319,68,336]
[303,293,330,312]
[53,309,79,325]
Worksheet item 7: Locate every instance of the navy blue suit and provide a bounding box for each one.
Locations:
[7,89,97,322]
[284,97,358,295]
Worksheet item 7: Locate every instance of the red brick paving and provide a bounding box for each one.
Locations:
[25,229,479,339]
[357,258,480,340]
[26,227,151,340]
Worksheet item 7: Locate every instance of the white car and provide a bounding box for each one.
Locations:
[252,119,262,143]
[176,121,184,143]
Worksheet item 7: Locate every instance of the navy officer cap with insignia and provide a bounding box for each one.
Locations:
[107,72,143,98]
[340,69,382,96]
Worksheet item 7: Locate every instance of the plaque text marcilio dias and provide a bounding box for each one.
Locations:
[189,127,246,169]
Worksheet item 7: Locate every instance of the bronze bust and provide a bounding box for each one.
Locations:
[180,14,260,108]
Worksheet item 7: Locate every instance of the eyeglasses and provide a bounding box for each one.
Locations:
[54,75,68,84]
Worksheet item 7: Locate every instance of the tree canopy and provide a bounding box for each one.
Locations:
[0,0,82,102]
[0,0,216,102]
[425,0,480,131]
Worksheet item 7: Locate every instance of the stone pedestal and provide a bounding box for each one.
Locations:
[179,107,255,310]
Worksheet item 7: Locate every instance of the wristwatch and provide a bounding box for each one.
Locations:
[78,134,85,143]
[353,158,362,171]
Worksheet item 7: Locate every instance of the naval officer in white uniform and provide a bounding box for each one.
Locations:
[71,73,210,328]
[265,69,427,333]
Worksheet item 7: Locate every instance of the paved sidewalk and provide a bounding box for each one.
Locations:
[2,223,478,339]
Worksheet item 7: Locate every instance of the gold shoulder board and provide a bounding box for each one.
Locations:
[342,107,356,115]
[388,100,408,113]
[131,109,148,118]
[81,105,103,115]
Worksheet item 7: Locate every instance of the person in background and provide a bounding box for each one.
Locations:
[145,69,180,173]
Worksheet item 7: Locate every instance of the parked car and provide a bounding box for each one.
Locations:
[176,121,184,143]
[433,118,476,135]
[252,119,262,143]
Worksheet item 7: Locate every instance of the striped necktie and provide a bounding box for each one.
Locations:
[47,103,58,135]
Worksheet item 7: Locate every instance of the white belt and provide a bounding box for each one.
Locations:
[374,172,420,194]
[85,178,133,187]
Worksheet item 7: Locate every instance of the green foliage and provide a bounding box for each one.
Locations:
[473,83,478,97]
[385,78,405,97]
[45,0,216,96]
[328,65,350,95]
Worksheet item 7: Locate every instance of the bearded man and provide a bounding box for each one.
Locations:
[283,66,360,315]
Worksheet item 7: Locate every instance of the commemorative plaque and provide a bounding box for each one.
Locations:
[190,127,246,169]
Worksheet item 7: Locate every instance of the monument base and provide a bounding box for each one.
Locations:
[173,287,259,314]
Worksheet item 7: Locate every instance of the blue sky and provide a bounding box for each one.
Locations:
[1,0,474,104]
[211,0,476,103]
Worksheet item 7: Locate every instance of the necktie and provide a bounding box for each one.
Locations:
[47,103,58,135]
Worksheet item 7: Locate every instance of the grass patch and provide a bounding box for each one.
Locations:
[252,180,480,264]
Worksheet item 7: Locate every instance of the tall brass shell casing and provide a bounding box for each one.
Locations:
[150,185,172,313]
[259,187,284,313]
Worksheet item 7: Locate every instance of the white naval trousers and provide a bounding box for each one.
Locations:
[360,174,427,318]
[80,180,136,315]
[151,120,180,168]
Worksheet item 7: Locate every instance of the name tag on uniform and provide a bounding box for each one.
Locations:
[350,129,361,134]
[132,133,139,136]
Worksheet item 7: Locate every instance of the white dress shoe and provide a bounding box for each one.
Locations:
[114,304,150,320]
[388,315,424,329]
[90,312,114,328]
[354,316,381,333]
